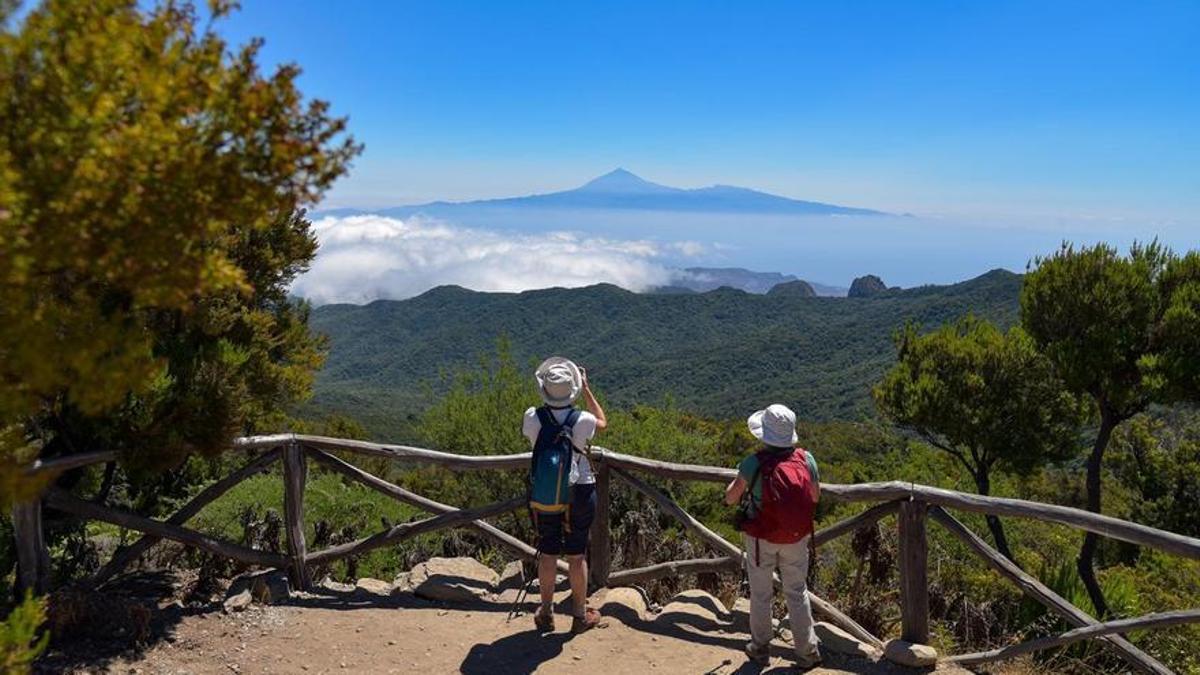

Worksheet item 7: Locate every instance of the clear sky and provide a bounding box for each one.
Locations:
[215,0,1199,222]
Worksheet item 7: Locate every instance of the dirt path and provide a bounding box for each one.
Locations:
[42,585,981,675]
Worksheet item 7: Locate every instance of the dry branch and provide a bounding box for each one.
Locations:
[608,557,741,586]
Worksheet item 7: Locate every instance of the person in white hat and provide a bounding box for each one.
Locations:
[521,356,608,633]
[724,403,822,669]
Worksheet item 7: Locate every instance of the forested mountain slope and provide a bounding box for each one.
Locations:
[305,269,1021,439]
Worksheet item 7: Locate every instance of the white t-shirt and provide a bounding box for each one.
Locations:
[522,406,597,485]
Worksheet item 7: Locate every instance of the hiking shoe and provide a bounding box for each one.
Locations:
[744,641,771,666]
[534,609,555,633]
[571,607,604,634]
[795,649,823,670]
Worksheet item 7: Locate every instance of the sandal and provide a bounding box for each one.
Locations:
[534,608,555,633]
[571,607,605,634]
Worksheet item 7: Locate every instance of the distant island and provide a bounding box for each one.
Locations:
[317,168,890,218]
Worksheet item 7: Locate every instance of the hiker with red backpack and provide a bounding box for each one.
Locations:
[725,403,822,669]
[523,357,607,634]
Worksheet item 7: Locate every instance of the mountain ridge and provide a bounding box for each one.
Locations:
[304,269,1022,439]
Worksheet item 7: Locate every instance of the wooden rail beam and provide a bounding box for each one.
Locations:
[92,448,282,586]
[898,499,930,644]
[929,506,1170,675]
[297,435,529,471]
[307,448,569,574]
[306,496,526,565]
[608,557,741,587]
[949,609,1200,666]
[44,489,288,568]
[611,466,884,649]
[282,442,311,590]
[12,500,49,596]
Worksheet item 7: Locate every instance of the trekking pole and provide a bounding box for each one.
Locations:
[507,551,541,623]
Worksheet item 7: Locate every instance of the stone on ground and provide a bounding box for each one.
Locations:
[354,578,393,596]
[595,587,648,622]
[393,571,413,593]
[814,621,878,658]
[655,589,730,630]
[222,589,252,613]
[410,556,499,602]
[497,561,525,591]
[318,577,356,593]
[883,639,939,667]
[226,568,290,605]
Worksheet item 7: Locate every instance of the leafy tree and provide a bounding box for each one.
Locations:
[874,316,1082,562]
[1021,242,1200,616]
[0,0,359,505]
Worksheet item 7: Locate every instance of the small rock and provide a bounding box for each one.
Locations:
[883,639,938,667]
[437,610,449,616]
[814,622,877,658]
[410,557,499,602]
[596,587,649,622]
[223,590,252,613]
[393,571,414,594]
[355,577,393,596]
[498,560,525,591]
[387,640,397,646]
[227,568,291,605]
[572,655,582,661]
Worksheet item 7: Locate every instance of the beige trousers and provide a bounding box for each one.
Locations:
[743,534,820,659]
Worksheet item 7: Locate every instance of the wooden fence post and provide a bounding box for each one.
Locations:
[12,499,49,597]
[590,459,611,589]
[283,440,311,590]
[899,499,930,644]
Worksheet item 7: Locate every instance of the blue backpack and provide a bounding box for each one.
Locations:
[528,406,580,515]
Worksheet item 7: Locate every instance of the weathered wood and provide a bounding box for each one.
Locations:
[607,557,741,586]
[44,488,288,568]
[26,450,119,476]
[306,448,569,574]
[917,485,1200,561]
[590,459,612,588]
[610,466,883,649]
[298,435,529,471]
[12,500,49,596]
[898,500,929,644]
[813,501,900,548]
[282,442,311,590]
[949,609,1200,666]
[598,447,737,483]
[929,506,1170,675]
[306,496,526,565]
[92,449,282,586]
[233,434,296,450]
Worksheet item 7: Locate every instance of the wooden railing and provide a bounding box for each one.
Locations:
[13,434,1200,674]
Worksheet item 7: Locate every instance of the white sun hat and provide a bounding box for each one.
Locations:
[534,356,582,408]
[748,404,799,448]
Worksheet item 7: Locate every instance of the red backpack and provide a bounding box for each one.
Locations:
[740,447,818,545]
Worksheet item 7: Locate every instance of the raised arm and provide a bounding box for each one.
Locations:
[579,367,607,432]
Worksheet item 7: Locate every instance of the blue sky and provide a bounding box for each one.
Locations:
[216,1,1199,221]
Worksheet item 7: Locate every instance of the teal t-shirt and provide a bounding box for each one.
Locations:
[737,447,820,503]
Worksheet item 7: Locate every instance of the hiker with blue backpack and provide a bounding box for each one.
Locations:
[523,356,607,634]
[725,403,822,669]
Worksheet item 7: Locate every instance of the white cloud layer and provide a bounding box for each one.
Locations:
[292,215,701,305]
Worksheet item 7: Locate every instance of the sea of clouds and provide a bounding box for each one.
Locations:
[291,214,704,305]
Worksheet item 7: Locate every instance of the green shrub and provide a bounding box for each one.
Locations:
[1,593,48,674]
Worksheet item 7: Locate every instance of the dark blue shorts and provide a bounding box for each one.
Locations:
[535,483,596,556]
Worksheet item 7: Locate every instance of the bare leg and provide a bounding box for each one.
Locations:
[568,554,588,616]
[538,553,558,612]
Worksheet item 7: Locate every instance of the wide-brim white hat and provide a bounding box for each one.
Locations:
[534,356,582,407]
[748,404,798,448]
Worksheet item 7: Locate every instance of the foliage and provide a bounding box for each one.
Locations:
[306,269,1024,440]
[874,316,1083,557]
[0,0,360,503]
[1021,241,1200,616]
[0,593,48,674]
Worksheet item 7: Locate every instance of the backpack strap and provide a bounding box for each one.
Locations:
[534,405,559,431]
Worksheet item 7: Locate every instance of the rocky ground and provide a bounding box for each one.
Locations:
[37,558,1018,675]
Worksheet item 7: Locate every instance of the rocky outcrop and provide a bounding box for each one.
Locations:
[883,638,939,667]
[595,587,649,622]
[410,557,499,602]
[355,577,394,596]
[766,280,817,297]
[225,568,290,609]
[848,274,889,298]
[655,589,730,631]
